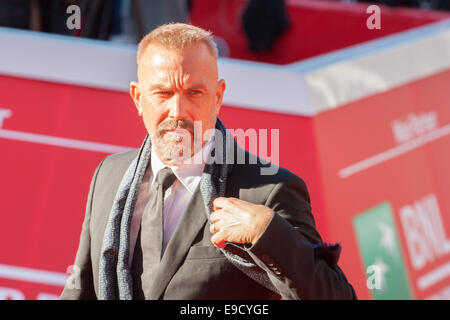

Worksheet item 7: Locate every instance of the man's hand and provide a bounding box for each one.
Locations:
[209,197,275,249]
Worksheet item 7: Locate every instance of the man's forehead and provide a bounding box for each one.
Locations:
[140,41,214,60]
[146,73,208,88]
[140,42,216,66]
[138,44,218,83]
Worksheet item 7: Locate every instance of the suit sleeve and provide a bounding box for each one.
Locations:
[59,160,104,300]
[245,175,357,300]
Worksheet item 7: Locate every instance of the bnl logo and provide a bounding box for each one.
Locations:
[354,202,413,299]
[354,194,450,299]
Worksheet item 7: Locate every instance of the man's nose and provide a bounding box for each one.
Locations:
[167,94,188,120]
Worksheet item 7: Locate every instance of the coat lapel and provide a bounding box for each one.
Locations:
[148,185,207,299]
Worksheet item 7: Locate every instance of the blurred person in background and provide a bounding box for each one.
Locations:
[83,0,191,43]
[241,0,290,53]
[0,0,192,41]
[0,0,45,31]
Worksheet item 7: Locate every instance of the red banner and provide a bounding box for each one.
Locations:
[1,14,449,299]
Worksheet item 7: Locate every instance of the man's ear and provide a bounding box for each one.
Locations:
[215,79,226,115]
[130,81,143,116]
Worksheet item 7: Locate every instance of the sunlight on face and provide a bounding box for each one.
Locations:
[131,43,225,166]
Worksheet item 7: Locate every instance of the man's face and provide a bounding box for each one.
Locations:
[130,43,226,165]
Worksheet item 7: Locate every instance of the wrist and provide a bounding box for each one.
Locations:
[251,208,275,245]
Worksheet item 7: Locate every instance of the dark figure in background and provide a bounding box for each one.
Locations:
[78,0,117,40]
[39,0,82,36]
[0,0,43,31]
[0,0,107,37]
[0,0,191,41]
[241,0,290,52]
[434,0,450,10]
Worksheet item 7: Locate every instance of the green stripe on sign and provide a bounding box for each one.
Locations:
[353,202,413,300]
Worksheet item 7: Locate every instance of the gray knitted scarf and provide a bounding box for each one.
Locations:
[98,119,278,299]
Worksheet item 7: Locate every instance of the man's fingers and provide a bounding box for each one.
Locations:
[209,220,242,235]
[209,221,219,234]
[212,197,237,211]
[209,211,219,224]
[211,231,227,249]
[210,209,224,224]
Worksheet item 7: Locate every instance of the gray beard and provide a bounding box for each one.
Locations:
[150,131,199,164]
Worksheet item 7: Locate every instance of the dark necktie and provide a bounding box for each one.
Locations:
[132,167,177,299]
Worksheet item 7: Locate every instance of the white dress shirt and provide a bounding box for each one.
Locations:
[129,132,215,266]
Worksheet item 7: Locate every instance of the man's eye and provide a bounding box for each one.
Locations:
[190,90,202,95]
[156,91,171,96]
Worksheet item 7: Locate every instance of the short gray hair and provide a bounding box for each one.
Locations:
[136,23,219,63]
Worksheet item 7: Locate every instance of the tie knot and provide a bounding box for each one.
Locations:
[155,167,177,192]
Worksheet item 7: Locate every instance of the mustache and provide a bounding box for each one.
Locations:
[157,119,195,135]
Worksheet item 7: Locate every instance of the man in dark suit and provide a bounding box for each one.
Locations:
[60,23,356,300]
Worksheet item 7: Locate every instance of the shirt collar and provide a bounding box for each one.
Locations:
[150,129,215,194]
